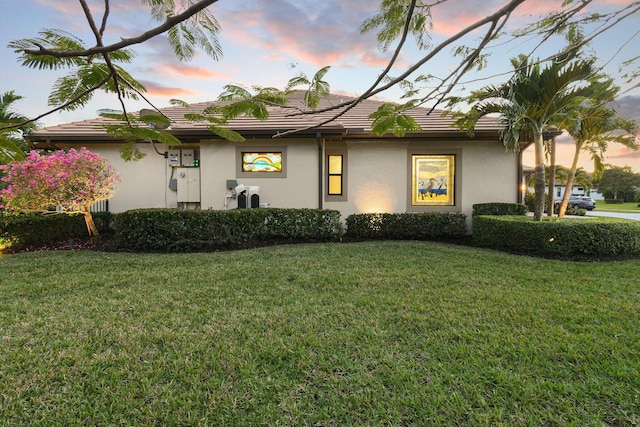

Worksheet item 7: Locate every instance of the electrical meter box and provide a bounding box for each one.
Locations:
[168,149,181,166]
[181,149,195,167]
[176,167,201,202]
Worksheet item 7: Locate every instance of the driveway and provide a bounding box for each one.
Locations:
[586,210,640,221]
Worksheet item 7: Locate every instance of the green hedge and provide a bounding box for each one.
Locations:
[345,212,467,240]
[473,202,528,216]
[473,215,640,259]
[114,208,343,252]
[1,212,114,253]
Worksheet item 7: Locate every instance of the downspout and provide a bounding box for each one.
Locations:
[317,132,323,209]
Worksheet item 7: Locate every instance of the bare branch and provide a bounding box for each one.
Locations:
[276,0,421,136]
[99,0,110,36]
[78,0,133,126]
[276,0,527,137]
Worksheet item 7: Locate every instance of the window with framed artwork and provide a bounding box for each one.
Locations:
[242,152,282,172]
[236,146,287,178]
[411,154,455,206]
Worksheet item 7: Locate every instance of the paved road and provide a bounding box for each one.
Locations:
[586,210,640,221]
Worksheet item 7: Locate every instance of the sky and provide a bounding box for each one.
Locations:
[1,0,639,172]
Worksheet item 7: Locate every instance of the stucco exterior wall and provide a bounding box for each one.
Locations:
[460,140,519,208]
[79,136,518,230]
[90,143,175,213]
[323,139,519,226]
[324,140,409,217]
[199,138,319,210]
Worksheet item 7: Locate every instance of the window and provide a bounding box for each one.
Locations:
[242,152,282,172]
[328,155,343,195]
[236,146,287,178]
[411,154,455,206]
[325,147,347,202]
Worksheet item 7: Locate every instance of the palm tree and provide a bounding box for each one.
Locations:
[452,55,597,220]
[558,104,637,216]
[0,90,35,163]
[573,168,594,194]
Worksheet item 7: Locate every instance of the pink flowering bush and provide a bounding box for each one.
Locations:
[0,147,119,239]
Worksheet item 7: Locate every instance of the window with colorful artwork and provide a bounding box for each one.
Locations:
[236,146,287,178]
[411,154,455,206]
[242,152,282,173]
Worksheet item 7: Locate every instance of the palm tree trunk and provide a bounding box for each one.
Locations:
[558,144,582,217]
[546,135,556,217]
[533,130,546,221]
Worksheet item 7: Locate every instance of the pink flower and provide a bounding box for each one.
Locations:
[0,148,120,213]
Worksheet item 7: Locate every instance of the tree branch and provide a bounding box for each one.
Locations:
[276,0,527,137]
[275,0,421,136]
[0,75,113,132]
[99,0,110,36]
[23,0,220,58]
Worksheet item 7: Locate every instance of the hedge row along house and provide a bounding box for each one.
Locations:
[26,91,526,229]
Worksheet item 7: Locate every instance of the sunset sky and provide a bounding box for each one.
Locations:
[1,0,639,171]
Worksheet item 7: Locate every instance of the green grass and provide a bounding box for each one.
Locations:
[596,201,640,213]
[1,241,638,426]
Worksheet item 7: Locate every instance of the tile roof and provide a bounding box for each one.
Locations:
[27,91,501,143]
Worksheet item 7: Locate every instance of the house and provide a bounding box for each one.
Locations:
[26,91,523,228]
[546,180,602,201]
[521,169,603,201]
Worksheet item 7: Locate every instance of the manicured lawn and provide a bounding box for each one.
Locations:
[596,201,640,213]
[1,241,638,425]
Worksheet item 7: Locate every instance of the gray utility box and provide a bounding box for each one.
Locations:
[176,167,200,202]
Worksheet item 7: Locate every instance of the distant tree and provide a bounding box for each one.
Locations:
[594,166,640,202]
[0,148,119,240]
[0,91,34,163]
[573,168,594,195]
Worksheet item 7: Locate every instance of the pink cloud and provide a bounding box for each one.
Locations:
[156,64,232,80]
[428,0,630,37]
[598,145,640,170]
[358,51,392,68]
[217,1,379,67]
[35,0,146,19]
[35,0,81,14]
[139,81,194,97]
[524,138,640,173]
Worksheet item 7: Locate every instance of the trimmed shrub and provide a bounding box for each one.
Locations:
[473,215,640,259]
[524,192,535,212]
[114,208,343,252]
[345,212,467,240]
[0,212,114,253]
[472,203,528,217]
[552,202,586,216]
